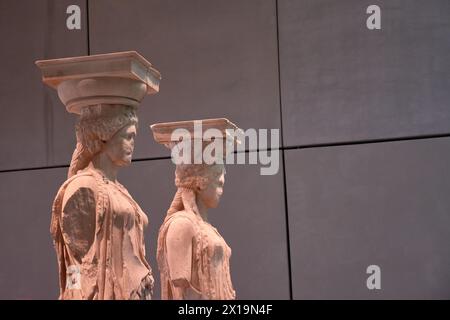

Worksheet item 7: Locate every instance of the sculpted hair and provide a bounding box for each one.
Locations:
[67,104,138,178]
[167,163,225,216]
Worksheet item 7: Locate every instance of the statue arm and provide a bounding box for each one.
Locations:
[166,217,202,299]
[61,176,98,263]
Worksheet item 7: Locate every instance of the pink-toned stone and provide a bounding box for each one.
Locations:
[36,51,160,300]
[151,118,240,300]
[35,51,161,114]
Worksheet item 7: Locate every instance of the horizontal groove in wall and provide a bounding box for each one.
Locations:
[2,133,450,174]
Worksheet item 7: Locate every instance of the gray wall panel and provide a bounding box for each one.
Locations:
[0,0,87,170]
[285,138,450,299]
[0,167,66,299]
[279,0,450,147]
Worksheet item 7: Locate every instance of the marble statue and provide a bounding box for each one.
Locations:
[151,119,240,300]
[36,51,161,300]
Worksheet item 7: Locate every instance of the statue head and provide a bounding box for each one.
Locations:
[167,163,226,216]
[150,118,240,218]
[68,104,138,178]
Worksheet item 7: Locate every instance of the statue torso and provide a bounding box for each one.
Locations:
[52,167,153,300]
[158,210,236,300]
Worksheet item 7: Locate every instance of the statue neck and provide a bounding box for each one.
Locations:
[196,198,209,222]
[90,153,119,183]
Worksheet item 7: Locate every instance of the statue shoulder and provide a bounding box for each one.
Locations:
[58,172,100,262]
[61,173,100,209]
[166,211,197,238]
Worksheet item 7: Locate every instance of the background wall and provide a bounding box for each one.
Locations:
[0,0,449,299]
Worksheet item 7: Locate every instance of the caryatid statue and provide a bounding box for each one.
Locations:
[36,51,161,300]
[151,118,240,300]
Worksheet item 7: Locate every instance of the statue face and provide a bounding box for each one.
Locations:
[198,171,225,209]
[104,124,136,167]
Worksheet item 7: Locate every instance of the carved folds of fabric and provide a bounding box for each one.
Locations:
[51,168,153,300]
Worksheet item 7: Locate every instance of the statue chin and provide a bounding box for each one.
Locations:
[123,156,133,165]
[207,199,220,209]
[113,155,133,167]
[120,159,132,167]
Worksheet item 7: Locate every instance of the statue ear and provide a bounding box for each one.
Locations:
[100,139,109,151]
[197,177,208,192]
[196,180,207,192]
